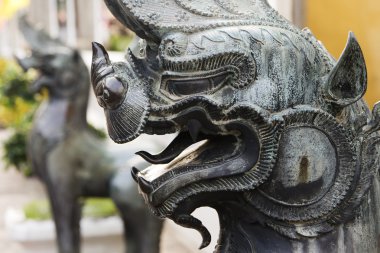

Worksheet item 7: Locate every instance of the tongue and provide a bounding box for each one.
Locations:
[138,139,208,182]
[138,134,239,182]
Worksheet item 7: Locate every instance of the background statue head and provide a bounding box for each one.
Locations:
[17,16,89,99]
[92,0,378,250]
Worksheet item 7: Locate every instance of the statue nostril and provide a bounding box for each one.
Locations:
[103,89,110,100]
[95,83,104,96]
[102,76,127,109]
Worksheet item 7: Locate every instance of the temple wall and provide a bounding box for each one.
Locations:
[306,0,380,107]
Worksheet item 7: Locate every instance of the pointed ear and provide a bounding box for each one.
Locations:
[324,32,367,106]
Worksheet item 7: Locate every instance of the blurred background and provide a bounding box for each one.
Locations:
[0,0,379,252]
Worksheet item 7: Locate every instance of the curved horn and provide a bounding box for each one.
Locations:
[91,42,114,87]
[18,15,65,52]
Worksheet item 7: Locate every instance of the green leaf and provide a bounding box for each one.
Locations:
[23,198,118,221]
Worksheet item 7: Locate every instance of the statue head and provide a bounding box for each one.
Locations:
[17,17,89,99]
[92,0,376,248]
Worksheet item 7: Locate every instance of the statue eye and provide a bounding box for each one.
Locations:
[164,72,230,97]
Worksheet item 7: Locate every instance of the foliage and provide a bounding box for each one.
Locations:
[0,58,38,128]
[0,59,38,176]
[82,198,118,218]
[0,58,107,175]
[107,34,134,52]
[88,123,107,140]
[24,200,51,221]
[3,130,32,176]
[0,0,30,25]
[106,17,134,52]
[24,198,118,220]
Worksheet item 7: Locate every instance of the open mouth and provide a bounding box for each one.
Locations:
[28,73,52,93]
[132,105,280,249]
[16,56,52,93]
[133,108,262,207]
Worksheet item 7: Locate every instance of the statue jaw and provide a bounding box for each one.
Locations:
[16,55,52,93]
[16,49,83,97]
[134,109,262,206]
[125,103,279,249]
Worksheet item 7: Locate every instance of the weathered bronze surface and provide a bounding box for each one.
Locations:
[17,18,162,253]
[92,0,380,252]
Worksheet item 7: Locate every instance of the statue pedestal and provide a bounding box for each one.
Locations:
[5,209,124,253]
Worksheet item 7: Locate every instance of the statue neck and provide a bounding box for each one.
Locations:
[34,92,89,139]
[215,205,295,253]
[49,94,88,130]
[213,180,380,253]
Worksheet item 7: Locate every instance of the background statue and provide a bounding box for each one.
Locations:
[92,0,380,252]
[16,17,163,253]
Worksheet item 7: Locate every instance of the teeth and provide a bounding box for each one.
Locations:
[138,177,154,194]
[131,167,140,183]
[187,119,202,143]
